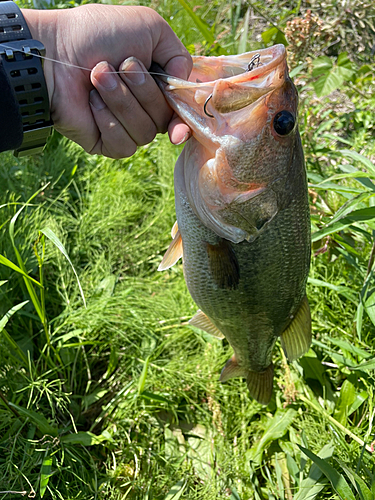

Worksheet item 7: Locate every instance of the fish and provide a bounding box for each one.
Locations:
[153,44,311,405]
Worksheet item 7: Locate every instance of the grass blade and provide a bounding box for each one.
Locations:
[307,278,357,302]
[40,227,86,307]
[176,0,215,44]
[298,446,355,500]
[312,206,375,243]
[335,459,373,500]
[1,328,28,366]
[39,455,52,498]
[248,409,296,463]
[9,403,58,437]
[164,480,186,500]
[349,359,375,371]
[8,183,49,245]
[60,431,112,446]
[0,300,29,332]
[0,254,43,288]
[0,301,30,366]
[138,355,150,396]
[238,7,250,53]
[338,150,375,175]
[294,443,334,500]
[12,245,45,325]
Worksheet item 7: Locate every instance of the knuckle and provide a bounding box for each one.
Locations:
[125,142,138,157]
[88,137,102,156]
[137,124,157,146]
[103,141,137,160]
[101,145,122,160]
[114,94,137,116]
[158,121,169,135]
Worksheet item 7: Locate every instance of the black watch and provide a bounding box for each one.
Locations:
[0,0,52,156]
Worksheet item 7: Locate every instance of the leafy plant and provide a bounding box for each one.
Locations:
[1,1,375,499]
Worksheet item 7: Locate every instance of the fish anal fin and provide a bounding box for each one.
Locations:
[220,355,247,383]
[189,310,224,339]
[206,239,240,289]
[247,363,274,405]
[158,230,183,271]
[281,295,311,361]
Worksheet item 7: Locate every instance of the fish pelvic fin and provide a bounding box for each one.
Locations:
[189,310,224,339]
[206,239,240,290]
[158,225,183,271]
[220,355,247,382]
[246,363,274,405]
[281,295,311,361]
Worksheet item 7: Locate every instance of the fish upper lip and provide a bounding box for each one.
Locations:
[151,44,287,90]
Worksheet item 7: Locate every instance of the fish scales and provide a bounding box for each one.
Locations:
[175,140,310,372]
[154,44,312,404]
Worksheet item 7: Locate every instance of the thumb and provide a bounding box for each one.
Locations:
[148,11,192,79]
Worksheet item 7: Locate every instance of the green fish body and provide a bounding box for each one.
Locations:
[156,45,311,404]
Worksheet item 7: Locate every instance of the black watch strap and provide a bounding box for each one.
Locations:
[0,1,52,156]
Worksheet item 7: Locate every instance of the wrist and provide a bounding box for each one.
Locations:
[0,5,54,154]
[21,8,58,104]
[21,8,57,48]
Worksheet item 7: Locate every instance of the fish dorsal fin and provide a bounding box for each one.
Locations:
[206,240,240,290]
[246,363,274,405]
[220,355,247,382]
[281,295,311,361]
[189,310,224,339]
[158,229,183,271]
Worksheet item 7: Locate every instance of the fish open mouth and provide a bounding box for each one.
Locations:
[151,44,297,244]
[189,44,286,84]
[152,44,288,117]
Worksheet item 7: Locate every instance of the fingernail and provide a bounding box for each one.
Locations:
[89,89,106,110]
[121,57,145,85]
[93,62,118,90]
[175,130,191,145]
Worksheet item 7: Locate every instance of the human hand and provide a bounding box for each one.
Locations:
[22,5,192,158]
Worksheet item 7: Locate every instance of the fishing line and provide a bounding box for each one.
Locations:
[0,41,168,77]
[1,42,261,118]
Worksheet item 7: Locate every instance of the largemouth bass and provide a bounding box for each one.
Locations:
[154,44,311,405]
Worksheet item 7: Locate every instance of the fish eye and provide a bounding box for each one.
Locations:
[273,110,295,136]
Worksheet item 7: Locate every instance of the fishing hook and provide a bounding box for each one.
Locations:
[204,94,214,118]
[203,53,261,118]
[247,53,261,72]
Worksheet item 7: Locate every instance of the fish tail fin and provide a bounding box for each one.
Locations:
[281,295,311,361]
[246,363,274,405]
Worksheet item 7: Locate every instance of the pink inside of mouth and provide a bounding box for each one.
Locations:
[189,44,286,85]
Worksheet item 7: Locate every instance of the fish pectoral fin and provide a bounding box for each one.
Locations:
[189,310,224,339]
[171,221,178,239]
[206,240,240,290]
[247,363,274,405]
[281,295,311,361]
[158,229,183,271]
[220,355,247,382]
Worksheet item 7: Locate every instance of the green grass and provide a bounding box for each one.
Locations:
[1,1,375,499]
